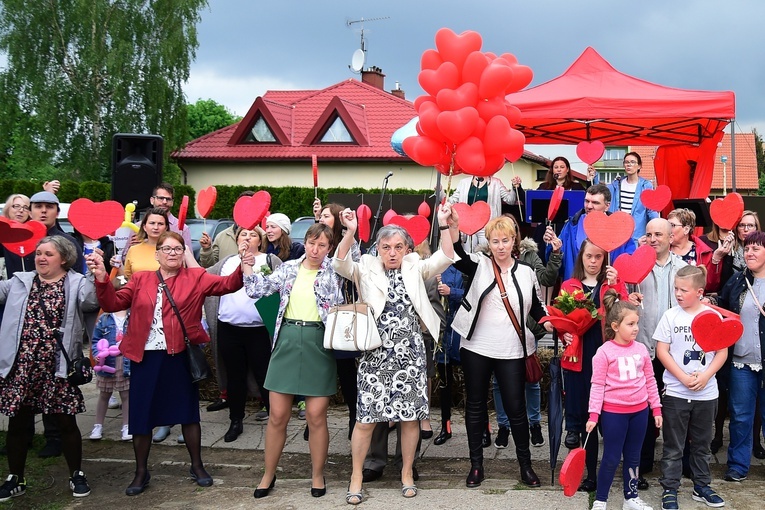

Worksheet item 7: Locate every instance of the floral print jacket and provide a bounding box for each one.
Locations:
[243,255,343,347]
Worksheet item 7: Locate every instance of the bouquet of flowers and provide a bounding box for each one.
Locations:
[539,289,601,372]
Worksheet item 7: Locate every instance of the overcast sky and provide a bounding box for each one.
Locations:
[184,1,764,170]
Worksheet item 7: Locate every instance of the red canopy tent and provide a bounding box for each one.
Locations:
[506,47,736,200]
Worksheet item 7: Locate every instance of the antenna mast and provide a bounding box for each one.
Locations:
[346,16,390,73]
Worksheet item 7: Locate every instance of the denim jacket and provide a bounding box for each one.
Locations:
[92,312,131,378]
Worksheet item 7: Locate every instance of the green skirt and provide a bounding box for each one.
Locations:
[265,320,337,396]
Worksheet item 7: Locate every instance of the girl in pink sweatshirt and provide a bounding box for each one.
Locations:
[586,289,662,510]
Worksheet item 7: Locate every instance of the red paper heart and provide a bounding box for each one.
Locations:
[356,204,372,243]
[2,220,47,257]
[388,215,430,247]
[691,310,744,352]
[612,245,657,284]
[709,192,744,231]
[559,448,586,497]
[576,141,605,165]
[67,199,125,240]
[312,154,318,187]
[177,196,189,231]
[452,201,491,236]
[0,218,35,244]
[640,185,672,212]
[417,201,431,218]
[548,186,565,222]
[382,209,398,226]
[261,210,271,230]
[583,211,635,253]
[197,186,217,219]
[234,191,271,230]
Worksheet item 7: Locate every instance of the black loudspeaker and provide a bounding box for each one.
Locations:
[111,133,163,210]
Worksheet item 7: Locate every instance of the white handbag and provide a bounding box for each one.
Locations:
[323,271,382,351]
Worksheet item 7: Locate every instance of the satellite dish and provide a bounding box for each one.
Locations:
[350,48,365,73]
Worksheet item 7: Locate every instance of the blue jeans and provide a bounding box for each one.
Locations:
[493,376,540,427]
[727,364,765,476]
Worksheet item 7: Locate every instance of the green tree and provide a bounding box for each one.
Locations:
[186,99,239,143]
[754,128,765,178]
[0,0,208,182]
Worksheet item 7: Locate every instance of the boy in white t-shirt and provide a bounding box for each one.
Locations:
[654,265,727,509]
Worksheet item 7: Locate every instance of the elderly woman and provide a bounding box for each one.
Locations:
[667,208,723,292]
[450,215,551,489]
[0,236,98,501]
[88,232,248,496]
[334,203,455,504]
[3,194,31,223]
[203,227,281,442]
[244,223,343,499]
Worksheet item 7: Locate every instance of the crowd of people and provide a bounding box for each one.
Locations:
[0,155,763,510]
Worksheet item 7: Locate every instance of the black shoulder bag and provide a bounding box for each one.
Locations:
[42,301,92,386]
[156,271,211,383]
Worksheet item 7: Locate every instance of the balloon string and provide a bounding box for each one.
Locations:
[637,282,644,309]
[510,162,523,220]
[444,150,456,200]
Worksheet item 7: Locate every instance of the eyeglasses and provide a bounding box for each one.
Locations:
[10,204,30,211]
[738,223,757,231]
[623,160,639,166]
[157,245,184,254]
[378,244,406,253]
[668,223,683,229]
[153,195,173,202]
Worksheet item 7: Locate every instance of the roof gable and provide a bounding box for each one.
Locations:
[228,97,292,145]
[302,96,369,146]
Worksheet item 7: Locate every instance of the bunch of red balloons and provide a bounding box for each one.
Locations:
[402,28,533,177]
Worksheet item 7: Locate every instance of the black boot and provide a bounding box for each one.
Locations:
[465,404,485,487]
[520,463,540,487]
[434,420,452,446]
[224,420,243,443]
[466,465,484,488]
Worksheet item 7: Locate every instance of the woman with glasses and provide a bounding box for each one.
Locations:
[667,208,723,292]
[3,194,31,223]
[120,208,169,280]
[88,232,250,495]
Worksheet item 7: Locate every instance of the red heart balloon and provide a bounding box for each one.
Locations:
[416,102,448,143]
[177,196,189,231]
[402,136,448,167]
[382,209,398,226]
[583,211,635,253]
[413,95,437,112]
[478,61,515,99]
[503,128,526,163]
[691,309,744,352]
[476,96,507,123]
[548,186,565,222]
[417,201,431,218]
[483,116,515,156]
[452,201,491,236]
[462,51,490,86]
[388,215,430,247]
[68,199,125,240]
[418,61,460,98]
[559,448,586,497]
[709,192,744,231]
[356,204,372,243]
[2,220,47,257]
[434,28,483,70]
[507,64,533,92]
[640,185,672,212]
[234,191,272,230]
[436,82,478,112]
[612,245,657,285]
[576,141,605,165]
[436,107,479,145]
[455,137,486,176]
[420,49,443,71]
[0,218,35,244]
[196,186,217,219]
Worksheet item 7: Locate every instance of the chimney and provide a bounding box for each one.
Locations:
[390,80,405,100]
[361,66,385,90]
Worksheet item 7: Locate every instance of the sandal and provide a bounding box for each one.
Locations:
[346,490,363,505]
[402,484,417,498]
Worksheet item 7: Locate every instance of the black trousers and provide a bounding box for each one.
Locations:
[461,348,531,467]
[640,356,665,474]
[217,321,271,421]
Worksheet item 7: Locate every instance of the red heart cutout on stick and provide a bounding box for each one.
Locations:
[417,201,431,218]
[576,141,605,165]
[548,186,565,222]
[583,211,635,253]
[0,218,35,244]
[612,245,657,284]
[453,201,491,236]
[691,310,744,352]
[640,185,672,212]
[559,447,586,497]
[234,191,271,230]
[68,199,125,240]
[356,204,372,243]
[709,192,744,231]
[197,186,217,219]
[2,220,47,257]
[388,215,430,247]
[177,196,189,231]
[382,209,398,226]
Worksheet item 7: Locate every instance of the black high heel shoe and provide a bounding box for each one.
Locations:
[311,477,326,497]
[125,472,151,496]
[433,421,452,445]
[253,475,276,499]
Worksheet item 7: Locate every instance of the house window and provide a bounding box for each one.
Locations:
[603,148,626,162]
[320,117,354,143]
[536,169,548,181]
[245,116,276,143]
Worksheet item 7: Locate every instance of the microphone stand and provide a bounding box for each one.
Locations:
[371,173,393,247]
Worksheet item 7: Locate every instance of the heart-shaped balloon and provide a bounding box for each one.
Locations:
[452,201,491,236]
[356,204,372,243]
[483,116,515,156]
[234,191,272,230]
[197,186,217,219]
[417,200,431,218]
[691,309,744,352]
[436,107,479,145]
[434,28,483,70]
[709,192,744,231]
[612,245,657,285]
[0,218,35,244]
[576,141,605,165]
[583,211,635,253]
[559,447,587,497]
[420,49,443,71]
[462,50,490,86]
[548,186,565,222]
[2,220,47,257]
[436,82,478,112]
[68,199,125,240]
[478,61,515,99]
[177,196,189,230]
[388,215,430,247]
[382,209,398,226]
[640,185,672,212]
[418,61,460,98]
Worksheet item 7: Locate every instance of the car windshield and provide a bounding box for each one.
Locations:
[290,218,315,244]
[187,221,213,241]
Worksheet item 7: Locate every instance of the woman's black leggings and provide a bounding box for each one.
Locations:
[437,362,456,424]
[461,348,530,467]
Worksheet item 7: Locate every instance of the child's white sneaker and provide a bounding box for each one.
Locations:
[624,497,653,510]
[592,501,608,510]
[121,425,133,441]
[108,395,120,409]
[89,424,102,440]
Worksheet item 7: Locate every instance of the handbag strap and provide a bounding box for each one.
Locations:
[40,294,73,365]
[744,274,765,318]
[491,258,529,358]
[156,270,191,346]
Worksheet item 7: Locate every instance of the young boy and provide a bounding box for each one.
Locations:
[654,265,726,509]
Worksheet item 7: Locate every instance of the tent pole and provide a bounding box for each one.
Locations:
[730,120,736,193]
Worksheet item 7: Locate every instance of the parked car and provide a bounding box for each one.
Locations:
[186,218,234,260]
[290,216,316,244]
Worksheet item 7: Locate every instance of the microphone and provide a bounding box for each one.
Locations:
[385,171,394,178]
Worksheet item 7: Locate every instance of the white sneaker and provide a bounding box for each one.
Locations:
[623,497,653,510]
[89,424,103,440]
[121,425,132,441]
[592,501,608,510]
[108,395,120,409]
